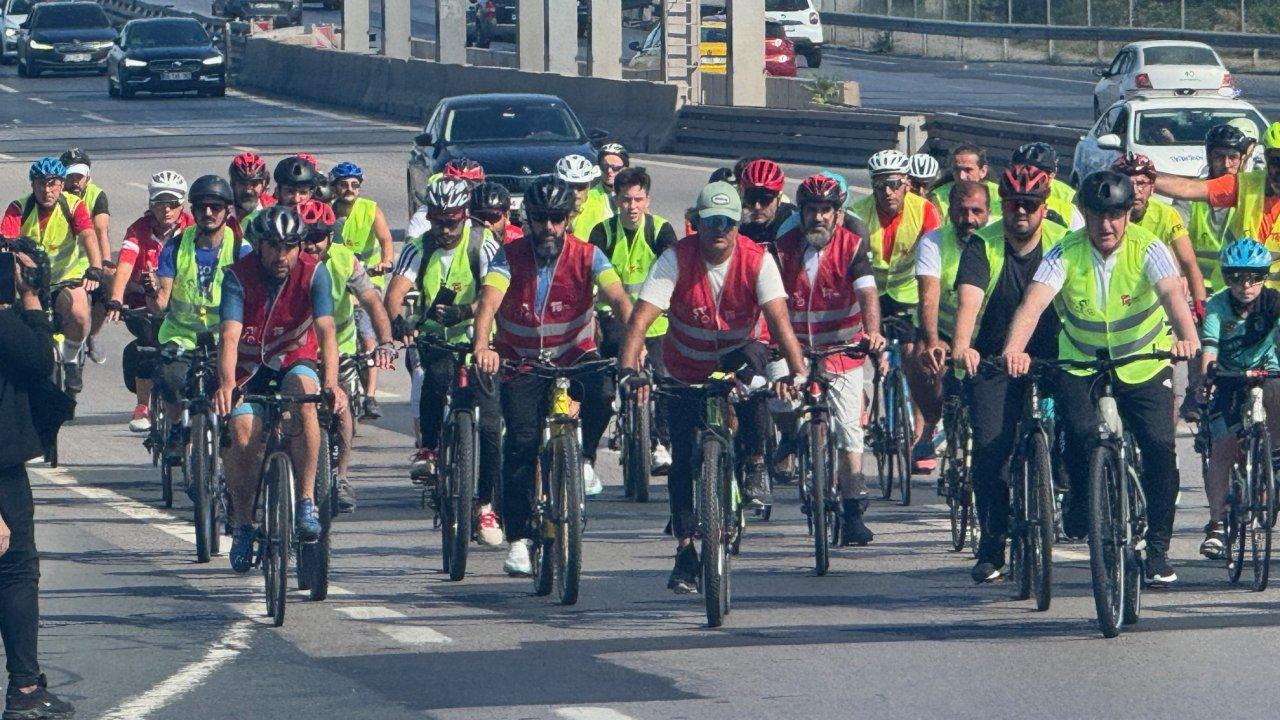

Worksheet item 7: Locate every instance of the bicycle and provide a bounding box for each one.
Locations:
[618,362,653,504]
[867,314,914,506]
[42,277,86,466]
[419,337,481,582]
[502,356,615,606]
[794,341,870,576]
[298,395,341,601]
[936,365,977,554]
[1204,366,1279,591]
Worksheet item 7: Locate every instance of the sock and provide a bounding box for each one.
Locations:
[60,338,84,363]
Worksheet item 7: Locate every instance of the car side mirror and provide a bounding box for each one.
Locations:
[1092,67,1108,78]
[414,131,434,147]
[628,40,640,51]
[587,127,608,141]
[1096,133,1122,151]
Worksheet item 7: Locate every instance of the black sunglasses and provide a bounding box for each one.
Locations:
[150,200,182,210]
[431,214,466,229]
[699,215,738,233]
[743,189,778,206]
[1001,198,1044,214]
[872,178,906,191]
[1224,269,1269,285]
[193,202,228,213]
[528,209,570,224]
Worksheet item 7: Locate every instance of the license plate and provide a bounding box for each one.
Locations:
[63,53,90,62]
[161,71,192,81]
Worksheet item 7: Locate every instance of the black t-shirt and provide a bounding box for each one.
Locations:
[955,235,1060,358]
[91,190,109,217]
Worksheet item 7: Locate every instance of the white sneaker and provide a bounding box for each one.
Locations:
[652,443,672,473]
[583,460,603,497]
[476,504,504,546]
[504,538,533,576]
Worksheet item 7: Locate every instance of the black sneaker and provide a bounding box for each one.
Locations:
[742,461,771,508]
[61,362,82,395]
[667,544,699,594]
[1200,522,1226,560]
[164,427,184,464]
[1061,500,1088,541]
[360,396,381,421]
[971,559,1003,584]
[335,476,356,514]
[5,674,75,719]
[1145,554,1177,587]
[838,498,873,546]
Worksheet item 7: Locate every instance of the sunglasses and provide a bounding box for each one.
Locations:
[601,163,625,173]
[1001,198,1044,214]
[1225,270,1269,286]
[193,202,228,214]
[528,209,570,224]
[872,178,906,192]
[743,189,778,207]
[473,210,506,224]
[430,214,466,229]
[264,237,301,250]
[150,200,182,210]
[699,215,738,233]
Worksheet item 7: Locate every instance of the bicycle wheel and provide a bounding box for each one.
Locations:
[1087,444,1125,638]
[444,411,477,582]
[533,446,554,598]
[1250,430,1273,592]
[870,379,892,501]
[1227,468,1247,584]
[191,414,214,564]
[946,412,972,552]
[263,452,293,627]
[624,398,652,504]
[698,436,728,627]
[299,431,335,600]
[892,374,913,506]
[551,430,585,605]
[809,420,830,576]
[1027,431,1055,612]
[160,411,174,508]
[1009,453,1031,602]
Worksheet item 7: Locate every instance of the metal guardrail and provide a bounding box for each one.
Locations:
[823,11,1280,52]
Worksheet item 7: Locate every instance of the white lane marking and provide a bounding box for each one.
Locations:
[829,55,897,66]
[0,83,18,93]
[37,464,197,544]
[147,127,175,135]
[1054,548,1091,562]
[232,145,260,153]
[80,112,115,123]
[29,97,53,105]
[334,604,452,643]
[376,390,402,399]
[127,182,148,190]
[335,605,402,620]
[556,708,639,720]
[0,153,16,161]
[991,71,1096,86]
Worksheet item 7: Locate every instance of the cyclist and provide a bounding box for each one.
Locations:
[228,151,276,233]
[555,153,613,242]
[1012,142,1084,230]
[589,166,678,472]
[737,158,797,246]
[410,158,487,239]
[1197,237,1280,559]
[929,143,1002,217]
[850,149,943,473]
[151,175,251,460]
[949,164,1069,583]
[775,174,885,545]
[471,177,632,576]
[61,148,111,365]
[330,161,394,420]
[470,181,523,243]
[1002,169,1201,586]
[918,180,993,376]
[298,199,396,514]
[105,171,193,432]
[1,157,103,396]
[384,177,504,546]
[908,153,940,196]
[617,180,807,593]
[272,156,317,208]
[1187,124,1256,296]
[595,141,630,214]
[213,206,345,572]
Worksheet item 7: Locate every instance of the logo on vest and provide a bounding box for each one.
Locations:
[550,301,565,314]
[1121,294,1132,307]
[692,306,711,325]
[792,295,807,309]
[821,287,842,300]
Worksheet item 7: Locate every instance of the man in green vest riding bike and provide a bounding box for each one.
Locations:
[1003,170,1201,586]
[558,154,613,242]
[917,180,993,377]
[61,148,112,365]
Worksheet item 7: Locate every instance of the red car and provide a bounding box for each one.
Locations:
[764,20,797,77]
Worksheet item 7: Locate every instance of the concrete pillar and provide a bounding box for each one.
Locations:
[588,0,621,79]
[546,0,577,75]
[727,0,766,107]
[436,0,466,64]
[382,0,410,58]
[342,0,370,53]
[517,0,545,71]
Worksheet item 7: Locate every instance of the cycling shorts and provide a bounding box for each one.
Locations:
[880,293,918,344]
[230,362,322,419]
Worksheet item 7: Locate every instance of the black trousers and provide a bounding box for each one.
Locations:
[597,312,670,445]
[0,465,40,689]
[498,359,614,541]
[967,368,1031,562]
[1056,367,1179,556]
[417,347,502,506]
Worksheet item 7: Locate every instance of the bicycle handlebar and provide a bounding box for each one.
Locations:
[1207,366,1280,382]
[499,357,616,379]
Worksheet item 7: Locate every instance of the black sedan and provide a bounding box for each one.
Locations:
[16,1,114,78]
[107,18,226,98]
[406,93,607,215]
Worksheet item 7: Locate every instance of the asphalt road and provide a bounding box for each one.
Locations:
[8,67,1280,720]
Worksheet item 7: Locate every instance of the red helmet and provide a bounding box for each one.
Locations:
[1111,152,1158,179]
[229,152,268,182]
[443,157,485,183]
[796,174,846,208]
[998,164,1051,201]
[295,152,319,169]
[739,158,785,193]
[295,198,335,233]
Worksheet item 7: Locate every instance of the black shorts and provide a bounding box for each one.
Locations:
[879,293,918,345]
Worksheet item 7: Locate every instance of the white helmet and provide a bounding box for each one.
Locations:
[909,153,940,182]
[867,149,911,176]
[148,170,187,202]
[555,154,601,184]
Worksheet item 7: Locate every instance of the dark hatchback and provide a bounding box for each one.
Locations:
[406,93,606,215]
[17,1,115,77]
[107,18,226,98]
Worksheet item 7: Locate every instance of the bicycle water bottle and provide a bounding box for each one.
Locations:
[1098,396,1124,437]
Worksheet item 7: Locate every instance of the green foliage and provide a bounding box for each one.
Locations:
[806,74,845,105]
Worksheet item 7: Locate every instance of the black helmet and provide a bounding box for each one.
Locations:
[708,167,735,184]
[523,177,576,214]
[1076,170,1135,215]
[1012,142,1059,174]
[1205,123,1254,154]
[470,181,512,214]
[188,174,235,205]
[59,147,91,168]
[273,156,317,189]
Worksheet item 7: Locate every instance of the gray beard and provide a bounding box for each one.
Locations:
[805,225,833,249]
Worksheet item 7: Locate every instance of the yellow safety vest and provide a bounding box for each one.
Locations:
[1228,169,1280,288]
[1134,198,1186,247]
[339,196,384,288]
[157,226,239,350]
[594,213,669,337]
[324,244,359,355]
[933,224,965,340]
[1045,179,1076,227]
[20,194,89,284]
[1187,200,1231,292]
[974,219,1068,331]
[417,221,491,344]
[571,185,614,242]
[852,191,927,305]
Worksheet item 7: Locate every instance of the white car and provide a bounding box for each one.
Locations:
[1,0,31,64]
[1072,95,1268,183]
[1092,41,1236,118]
[765,0,822,68]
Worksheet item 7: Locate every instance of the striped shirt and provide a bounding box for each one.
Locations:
[392,232,500,284]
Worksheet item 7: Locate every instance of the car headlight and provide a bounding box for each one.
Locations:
[124,58,147,67]
[202,55,223,65]
[28,40,52,50]
[4,27,16,37]
[91,40,112,48]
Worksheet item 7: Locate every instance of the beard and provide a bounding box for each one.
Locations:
[804,224,834,249]
[534,228,565,263]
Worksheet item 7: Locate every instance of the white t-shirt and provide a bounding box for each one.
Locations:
[1033,239,1179,309]
[406,209,431,241]
[915,227,944,278]
[639,245,786,311]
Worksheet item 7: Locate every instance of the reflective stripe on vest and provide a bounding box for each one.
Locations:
[777,224,865,373]
[158,226,239,350]
[324,244,359,355]
[20,194,87,283]
[340,197,382,286]
[493,236,598,365]
[851,191,925,305]
[1051,226,1171,384]
[596,213,670,338]
[1189,200,1231,292]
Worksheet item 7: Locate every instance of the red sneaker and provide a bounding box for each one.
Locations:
[128,404,151,433]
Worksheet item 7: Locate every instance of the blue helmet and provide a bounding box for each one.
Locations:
[329,161,363,182]
[1221,237,1271,272]
[29,157,66,181]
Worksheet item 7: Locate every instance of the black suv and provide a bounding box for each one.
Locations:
[17,1,115,77]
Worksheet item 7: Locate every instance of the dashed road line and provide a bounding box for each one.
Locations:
[29,97,53,105]
[556,708,639,720]
[0,83,18,93]
[0,153,16,161]
[80,112,115,123]
[233,145,261,153]
[127,181,148,190]
[146,127,175,135]
[335,605,452,644]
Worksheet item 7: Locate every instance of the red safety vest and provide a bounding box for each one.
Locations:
[775,225,866,374]
[662,235,766,383]
[226,251,321,385]
[494,235,598,366]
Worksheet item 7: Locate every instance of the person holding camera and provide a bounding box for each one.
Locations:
[0,245,76,719]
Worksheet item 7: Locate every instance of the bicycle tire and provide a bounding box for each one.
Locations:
[301,431,335,600]
[893,373,913,506]
[263,452,292,627]
[553,431,585,606]
[1010,456,1031,602]
[810,420,830,576]
[698,435,728,627]
[208,417,224,557]
[625,397,652,504]
[945,409,971,552]
[533,447,554,598]
[1250,429,1273,592]
[872,380,892,501]
[445,411,477,582]
[192,414,213,564]
[1121,452,1142,626]
[148,389,163,468]
[1028,431,1055,611]
[1228,468,1247,584]
[1087,444,1125,638]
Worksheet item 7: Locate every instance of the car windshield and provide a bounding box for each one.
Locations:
[36,4,109,27]
[702,25,726,43]
[766,0,808,10]
[1143,45,1219,67]
[8,0,33,15]
[443,103,583,144]
[1134,108,1266,146]
[129,21,208,47]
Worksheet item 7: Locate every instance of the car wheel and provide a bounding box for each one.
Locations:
[107,71,118,96]
[212,82,226,98]
[16,54,27,77]
[119,73,134,98]
[806,49,822,68]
